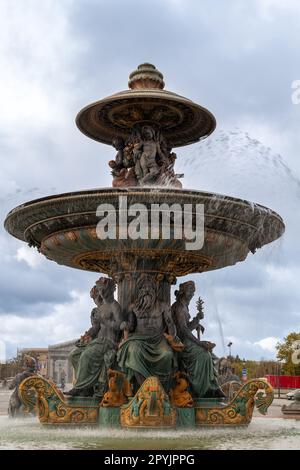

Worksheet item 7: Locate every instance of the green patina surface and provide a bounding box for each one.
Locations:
[65,396,100,407]
[193,398,227,407]
[117,333,175,389]
[99,407,120,427]
[233,397,248,417]
[69,338,116,392]
[176,408,195,427]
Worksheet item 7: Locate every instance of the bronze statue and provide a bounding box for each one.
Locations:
[109,137,137,187]
[109,123,183,188]
[117,274,182,392]
[170,371,194,408]
[171,281,225,398]
[8,355,37,418]
[133,125,163,184]
[100,369,132,407]
[67,277,123,397]
[120,376,176,428]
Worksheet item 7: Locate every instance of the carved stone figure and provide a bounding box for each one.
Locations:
[8,355,37,418]
[157,147,183,188]
[110,137,125,170]
[120,376,176,428]
[117,274,182,392]
[109,137,137,187]
[67,277,123,397]
[170,372,194,408]
[171,281,225,398]
[110,124,183,188]
[67,284,103,387]
[100,369,132,407]
[133,125,162,184]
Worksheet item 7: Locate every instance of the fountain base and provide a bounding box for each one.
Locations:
[18,375,274,428]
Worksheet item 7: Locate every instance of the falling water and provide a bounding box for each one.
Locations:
[175,128,300,352]
[178,128,300,211]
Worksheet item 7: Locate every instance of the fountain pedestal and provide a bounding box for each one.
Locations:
[18,375,274,427]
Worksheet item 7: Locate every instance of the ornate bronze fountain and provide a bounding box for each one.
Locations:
[5,63,284,427]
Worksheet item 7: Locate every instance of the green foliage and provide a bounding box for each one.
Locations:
[230,359,278,379]
[276,332,300,376]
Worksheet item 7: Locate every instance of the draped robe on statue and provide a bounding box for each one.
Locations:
[171,300,220,398]
[117,301,176,390]
[68,287,123,396]
[117,331,174,388]
[70,337,117,391]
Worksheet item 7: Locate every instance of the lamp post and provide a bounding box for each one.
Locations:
[277,361,282,399]
[227,342,233,358]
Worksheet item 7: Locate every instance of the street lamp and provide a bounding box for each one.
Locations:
[277,361,282,399]
[227,342,233,357]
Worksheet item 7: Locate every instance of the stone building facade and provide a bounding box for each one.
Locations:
[47,340,76,386]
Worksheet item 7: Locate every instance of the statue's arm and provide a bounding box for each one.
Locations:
[86,324,100,338]
[9,374,21,389]
[85,315,101,338]
[115,149,124,167]
[173,306,200,343]
[187,316,200,331]
[156,141,168,163]
[120,308,136,333]
[104,304,124,331]
[133,141,143,157]
[127,310,136,332]
[163,305,176,337]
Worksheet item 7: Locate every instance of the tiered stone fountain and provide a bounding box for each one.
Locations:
[4,64,284,427]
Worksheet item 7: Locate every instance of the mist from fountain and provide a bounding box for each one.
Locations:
[179,128,300,213]
[170,128,299,356]
[0,414,299,450]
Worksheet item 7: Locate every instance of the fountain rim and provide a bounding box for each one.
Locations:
[4,186,285,241]
[75,88,217,147]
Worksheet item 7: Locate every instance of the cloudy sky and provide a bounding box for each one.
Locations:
[0,0,300,361]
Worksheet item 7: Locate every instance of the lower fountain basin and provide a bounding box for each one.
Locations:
[1,415,299,450]
[4,187,284,277]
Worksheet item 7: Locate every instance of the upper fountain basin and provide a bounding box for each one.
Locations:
[76,88,216,148]
[4,187,285,277]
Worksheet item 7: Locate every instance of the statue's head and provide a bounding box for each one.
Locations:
[107,369,124,392]
[169,152,177,163]
[173,371,189,390]
[90,285,103,307]
[135,274,157,313]
[95,277,116,301]
[175,280,195,302]
[112,137,125,150]
[137,274,157,297]
[23,355,37,372]
[142,125,155,140]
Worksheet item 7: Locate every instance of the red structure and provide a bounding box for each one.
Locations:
[265,375,300,389]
